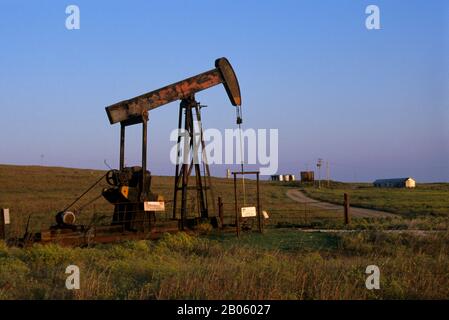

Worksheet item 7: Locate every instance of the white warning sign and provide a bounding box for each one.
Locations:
[3,209,10,225]
[144,201,165,212]
[241,206,257,218]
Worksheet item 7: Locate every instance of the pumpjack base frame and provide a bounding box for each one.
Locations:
[9,222,181,247]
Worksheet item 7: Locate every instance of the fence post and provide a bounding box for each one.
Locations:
[218,197,224,229]
[1,209,10,240]
[304,202,308,225]
[256,172,262,233]
[344,193,350,225]
[234,173,240,237]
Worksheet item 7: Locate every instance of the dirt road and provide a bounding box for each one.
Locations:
[286,189,397,218]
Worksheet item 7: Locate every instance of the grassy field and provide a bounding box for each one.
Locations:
[0,165,448,299]
[1,230,448,299]
[0,165,346,235]
[299,182,449,217]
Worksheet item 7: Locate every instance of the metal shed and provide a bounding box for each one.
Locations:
[270,175,283,182]
[300,171,315,182]
[373,177,416,188]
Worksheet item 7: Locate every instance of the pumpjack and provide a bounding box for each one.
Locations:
[6,57,242,246]
[102,57,242,232]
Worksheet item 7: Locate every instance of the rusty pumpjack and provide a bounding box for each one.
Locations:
[103,57,241,233]
[37,57,242,245]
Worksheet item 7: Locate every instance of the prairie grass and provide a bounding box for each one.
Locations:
[0,230,448,299]
[0,165,346,235]
[0,165,448,299]
[299,182,449,217]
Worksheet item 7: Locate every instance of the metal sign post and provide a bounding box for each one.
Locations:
[232,171,262,236]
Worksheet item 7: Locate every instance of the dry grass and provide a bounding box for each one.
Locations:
[0,231,448,299]
[0,164,343,236]
[300,182,449,217]
[1,165,448,300]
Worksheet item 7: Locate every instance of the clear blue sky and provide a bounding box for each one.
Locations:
[0,0,448,182]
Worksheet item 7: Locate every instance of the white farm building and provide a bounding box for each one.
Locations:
[271,174,296,182]
[373,177,416,188]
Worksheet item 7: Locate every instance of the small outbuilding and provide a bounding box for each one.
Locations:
[300,171,315,182]
[271,174,295,182]
[373,177,416,188]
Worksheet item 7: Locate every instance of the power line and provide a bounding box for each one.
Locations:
[317,158,323,189]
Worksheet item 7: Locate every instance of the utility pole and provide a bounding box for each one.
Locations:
[326,161,330,188]
[317,158,322,189]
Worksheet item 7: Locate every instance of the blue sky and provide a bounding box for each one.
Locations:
[0,0,448,182]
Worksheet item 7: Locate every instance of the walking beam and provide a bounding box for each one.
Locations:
[105,58,241,125]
